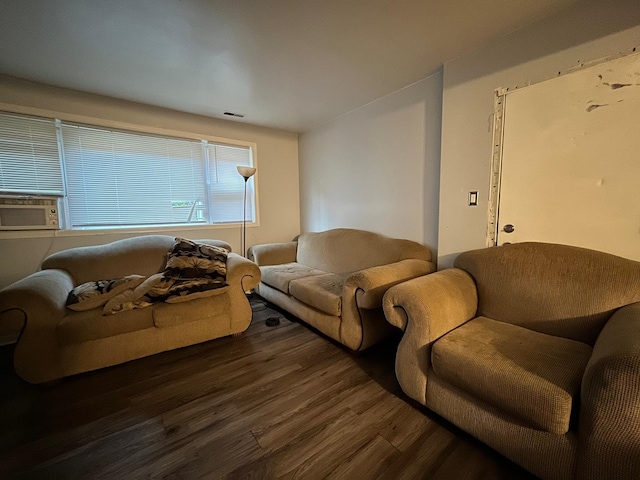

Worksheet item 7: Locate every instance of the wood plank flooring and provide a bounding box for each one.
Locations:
[0,296,537,479]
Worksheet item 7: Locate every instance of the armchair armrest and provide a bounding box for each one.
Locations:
[345,259,436,309]
[577,302,640,479]
[249,242,297,266]
[382,268,477,405]
[383,268,477,337]
[226,253,261,292]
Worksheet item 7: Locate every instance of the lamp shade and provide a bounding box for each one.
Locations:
[237,166,256,179]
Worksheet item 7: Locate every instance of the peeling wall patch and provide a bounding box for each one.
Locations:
[586,104,608,112]
[608,82,633,89]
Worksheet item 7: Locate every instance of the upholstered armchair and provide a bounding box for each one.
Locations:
[383,242,640,480]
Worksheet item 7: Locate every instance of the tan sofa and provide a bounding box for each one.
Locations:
[0,235,260,384]
[250,228,435,351]
[383,242,640,480]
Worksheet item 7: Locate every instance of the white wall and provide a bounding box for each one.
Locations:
[299,71,443,256]
[0,77,300,289]
[438,0,640,267]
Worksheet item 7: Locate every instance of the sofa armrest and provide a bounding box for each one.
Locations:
[345,259,436,309]
[226,253,261,292]
[577,302,640,479]
[382,268,477,405]
[0,269,74,330]
[249,242,297,267]
[0,269,75,383]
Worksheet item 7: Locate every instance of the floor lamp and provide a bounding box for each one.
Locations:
[236,166,256,257]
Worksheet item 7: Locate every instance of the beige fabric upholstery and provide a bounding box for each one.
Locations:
[384,242,640,480]
[427,371,578,480]
[249,241,297,266]
[296,228,431,274]
[1,235,260,383]
[454,242,640,345]
[257,282,342,342]
[153,291,230,328]
[383,268,478,404]
[432,316,592,434]
[43,235,231,285]
[57,306,154,345]
[289,273,344,316]
[260,262,325,294]
[345,259,435,309]
[577,302,640,480]
[254,228,435,351]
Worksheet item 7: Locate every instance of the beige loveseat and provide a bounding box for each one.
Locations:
[383,242,640,480]
[0,235,260,384]
[250,228,435,351]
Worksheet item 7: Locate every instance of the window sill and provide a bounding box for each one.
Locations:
[0,221,259,240]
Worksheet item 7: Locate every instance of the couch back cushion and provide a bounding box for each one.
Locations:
[296,228,431,275]
[42,235,231,285]
[454,242,640,345]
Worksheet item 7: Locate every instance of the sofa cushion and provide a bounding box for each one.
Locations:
[57,307,154,345]
[289,273,344,316]
[260,262,325,294]
[431,316,592,434]
[153,292,231,328]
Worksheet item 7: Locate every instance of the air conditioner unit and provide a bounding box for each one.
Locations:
[0,197,60,230]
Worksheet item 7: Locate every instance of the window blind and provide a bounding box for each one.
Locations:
[207,144,254,223]
[0,113,63,195]
[0,110,257,230]
[62,124,207,228]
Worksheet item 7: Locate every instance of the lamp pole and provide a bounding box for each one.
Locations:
[236,166,256,257]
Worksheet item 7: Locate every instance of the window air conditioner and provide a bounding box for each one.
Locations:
[0,197,60,230]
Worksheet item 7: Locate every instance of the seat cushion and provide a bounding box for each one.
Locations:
[260,262,325,294]
[289,273,344,316]
[431,316,592,434]
[153,291,230,328]
[57,307,154,345]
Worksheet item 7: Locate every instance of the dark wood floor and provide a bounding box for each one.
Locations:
[0,296,536,479]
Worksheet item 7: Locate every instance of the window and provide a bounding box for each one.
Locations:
[0,114,63,195]
[0,112,256,230]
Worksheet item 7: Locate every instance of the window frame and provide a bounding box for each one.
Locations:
[0,109,260,238]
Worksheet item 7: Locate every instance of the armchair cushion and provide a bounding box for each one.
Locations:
[432,316,592,434]
[260,262,325,294]
[289,273,344,316]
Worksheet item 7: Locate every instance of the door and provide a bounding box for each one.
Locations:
[496,52,640,261]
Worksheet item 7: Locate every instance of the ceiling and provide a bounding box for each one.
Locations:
[0,0,582,133]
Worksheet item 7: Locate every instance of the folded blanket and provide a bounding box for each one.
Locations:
[102,273,227,315]
[65,238,229,315]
